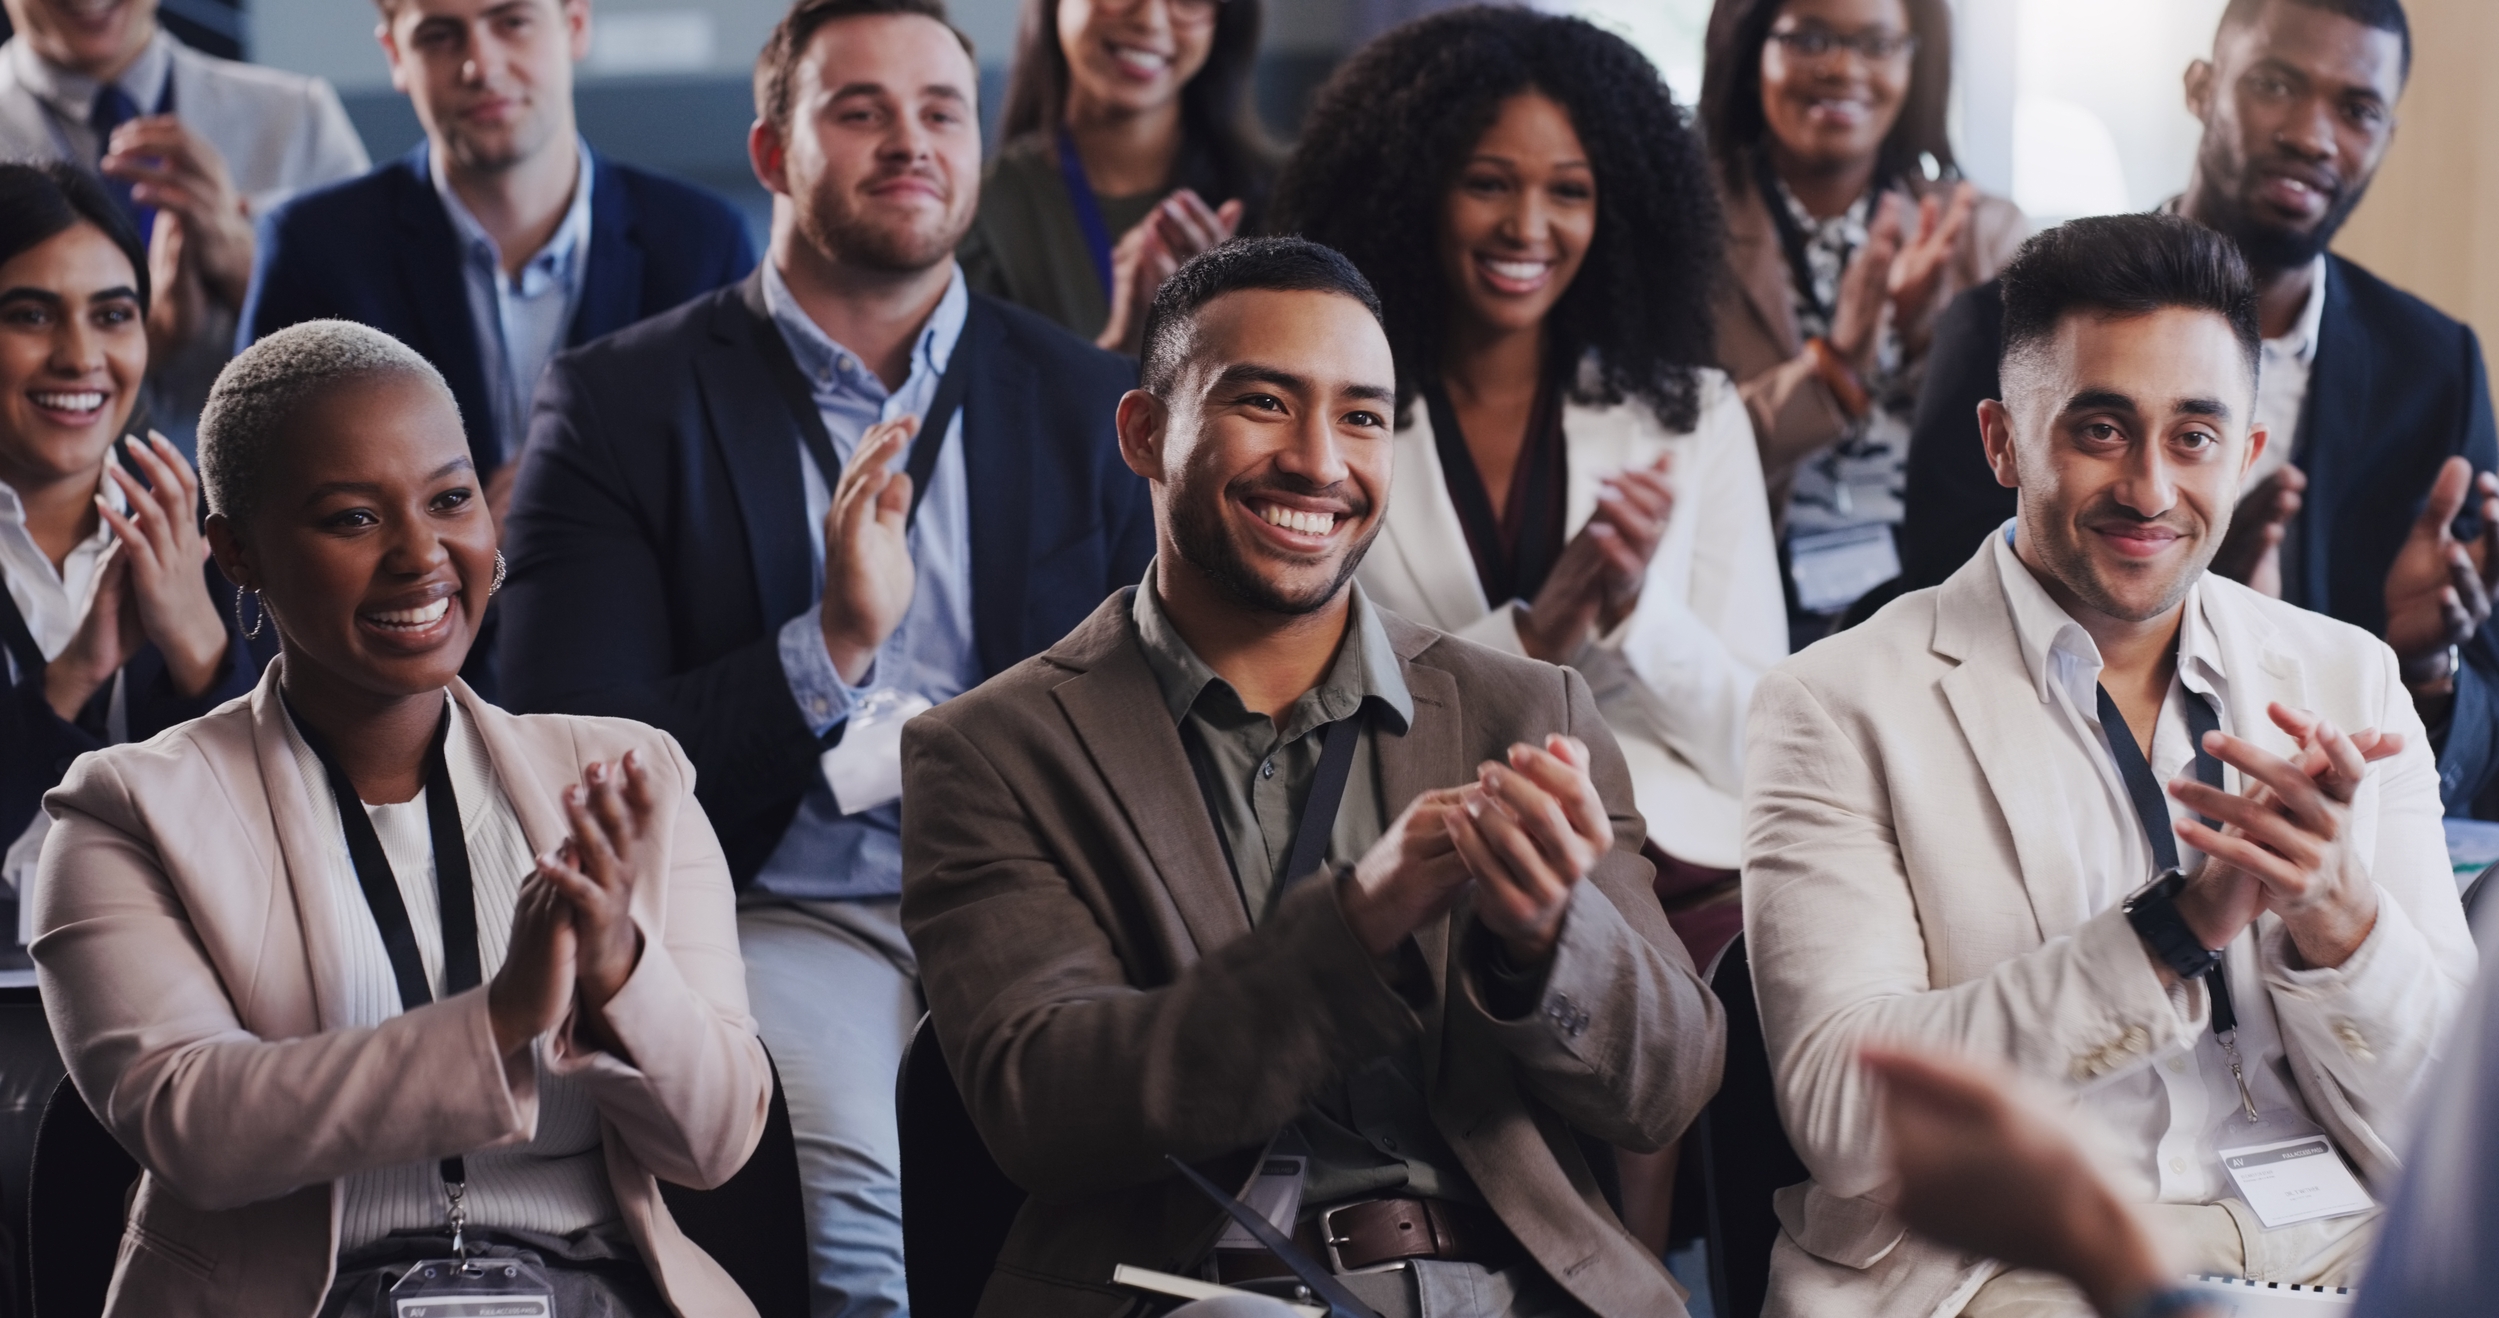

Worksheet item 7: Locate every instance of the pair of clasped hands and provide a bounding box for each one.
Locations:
[2162,701,2394,975]
[1514,456,1678,665]
[485,753,662,1060]
[1339,734,1617,973]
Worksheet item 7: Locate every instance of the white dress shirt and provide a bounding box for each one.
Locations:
[280,696,619,1250]
[430,140,595,465]
[0,472,118,679]
[2244,254,2330,493]
[1991,527,2376,1261]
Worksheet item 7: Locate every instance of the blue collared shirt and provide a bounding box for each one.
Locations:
[760,260,977,900]
[430,139,594,465]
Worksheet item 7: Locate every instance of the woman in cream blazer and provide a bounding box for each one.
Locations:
[32,321,770,1317]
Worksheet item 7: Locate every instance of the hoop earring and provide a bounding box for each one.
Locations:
[234,588,266,641]
[490,550,508,597]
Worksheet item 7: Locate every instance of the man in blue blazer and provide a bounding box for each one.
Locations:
[237,0,755,481]
[1895,0,2499,815]
[498,1,1149,1312]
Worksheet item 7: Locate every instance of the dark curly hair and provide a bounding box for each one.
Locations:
[1270,6,1720,431]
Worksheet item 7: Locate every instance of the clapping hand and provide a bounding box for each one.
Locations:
[2167,703,2402,972]
[533,752,660,1055]
[2382,456,2498,692]
[820,417,920,684]
[1515,457,1674,662]
[1883,182,1976,356]
[2209,465,2305,597]
[1096,188,1244,355]
[1446,736,1614,968]
[100,118,254,353]
[45,434,227,718]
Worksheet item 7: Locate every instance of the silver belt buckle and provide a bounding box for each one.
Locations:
[1317,1200,1411,1277]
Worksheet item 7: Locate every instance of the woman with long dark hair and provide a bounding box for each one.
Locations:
[1701,0,2024,641]
[0,161,254,927]
[962,0,1275,352]
[1277,6,1781,1002]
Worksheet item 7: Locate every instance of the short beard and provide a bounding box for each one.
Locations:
[1168,477,1379,617]
[2194,147,2369,272]
[800,182,964,274]
[2027,496,2219,625]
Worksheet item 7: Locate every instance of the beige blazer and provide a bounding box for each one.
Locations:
[1711,173,2026,519]
[31,664,771,1318]
[1740,543,2476,1318]
[899,593,1726,1317]
[1358,371,1786,869]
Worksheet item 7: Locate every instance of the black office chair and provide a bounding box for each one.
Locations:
[0,988,65,1318]
[658,1049,810,1318]
[896,1013,1026,1318]
[27,1076,138,1318]
[1697,933,1809,1318]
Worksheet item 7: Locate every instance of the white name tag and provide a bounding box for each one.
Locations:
[1788,524,1900,614]
[1214,1155,1307,1250]
[820,690,934,815]
[2220,1133,2375,1230]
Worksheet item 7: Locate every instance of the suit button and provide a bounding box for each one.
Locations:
[2122,1027,2149,1053]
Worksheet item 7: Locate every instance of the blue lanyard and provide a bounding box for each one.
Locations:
[1054,127,1116,298]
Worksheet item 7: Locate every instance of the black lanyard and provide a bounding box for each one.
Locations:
[750,296,982,533]
[1754,147,1893,333]
[0,581,42,683]
[1179,710,1365,915]
[287,696,481,1188]
[2096,683,2237,1034]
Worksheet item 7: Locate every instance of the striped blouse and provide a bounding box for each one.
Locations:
[279,695,619,1251]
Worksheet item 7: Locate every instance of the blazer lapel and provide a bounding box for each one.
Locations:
[247,663,364,1034]
[2292,260,2367,611]
[696,276,817,626]
[960,298,1036,677]
[1049,598,1251,955]
[1723,183,1805,355]
[454,681,566,859]
[570,148,644,347]
[1379,407,1493,630]
[388,146,499,464]
[1930,556,2092,940]
[1380,636,1467,1088]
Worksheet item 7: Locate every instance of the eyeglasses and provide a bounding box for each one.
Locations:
[1768,27,1920,64]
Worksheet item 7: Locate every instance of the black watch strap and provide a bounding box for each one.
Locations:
[2124,869,2222,981]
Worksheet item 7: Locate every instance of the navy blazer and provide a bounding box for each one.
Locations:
[3,559,258,846]
[238,144,757,471]
[496,273,1154,882]
[1896,255,2499,813]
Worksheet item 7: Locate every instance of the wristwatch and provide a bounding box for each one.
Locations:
[2123,869,2223,981]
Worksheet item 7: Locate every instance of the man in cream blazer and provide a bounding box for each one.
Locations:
[1744,214,2474,1318]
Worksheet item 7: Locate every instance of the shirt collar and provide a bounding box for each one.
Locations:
[1990,520,2223,705]
[760,258,969,401]
[2268,254,2330,365]
[9,29,171,125]
[428,137,596,290]
[1129,562,1416,738]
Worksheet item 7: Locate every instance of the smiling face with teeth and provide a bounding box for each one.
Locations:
[1055,0,1217,124]
[1756,0,1913,180]
[208,370,496,707]
[0,219,145,502]
[1437,90,1597,346]
[1119,285,1397,621]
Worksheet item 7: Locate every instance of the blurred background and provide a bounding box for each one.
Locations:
[17,0,2495,358]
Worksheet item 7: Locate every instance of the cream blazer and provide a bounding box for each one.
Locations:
[1359,370,1787,869]
[31,664,771,1318]
[1740,543,2476,1318]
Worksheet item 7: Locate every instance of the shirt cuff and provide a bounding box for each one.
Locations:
[778,604,872,736]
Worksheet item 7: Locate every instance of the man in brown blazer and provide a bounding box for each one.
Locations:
[899,237,1724,1318]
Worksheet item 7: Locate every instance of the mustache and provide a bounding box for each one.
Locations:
[2251,153,2346,203]
[2076,498,2201,538]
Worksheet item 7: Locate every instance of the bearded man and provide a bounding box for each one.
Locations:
[1748,213,2473,1318]
[495,0,1151,1311]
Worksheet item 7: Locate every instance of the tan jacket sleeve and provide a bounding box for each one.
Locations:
[543,734,770,1192]
[34,755,537,1213]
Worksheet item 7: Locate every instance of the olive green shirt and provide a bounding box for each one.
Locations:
[959,133,1161,344]
[1128,572,1482,1210]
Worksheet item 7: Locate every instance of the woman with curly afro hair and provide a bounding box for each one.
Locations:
[1275,7,1783,974]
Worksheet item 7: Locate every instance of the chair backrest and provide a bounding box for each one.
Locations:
[897,1012,1027,1318]
[657,1049,809,1318]
[1697,933,1809,1318]
[28,1075,138,1318]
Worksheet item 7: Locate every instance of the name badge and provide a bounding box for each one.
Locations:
[1788,524,1900,615]
[389,1256,556,1317]
[1214,1155,1307,1250]
[2219,1133,2375,1230]
[821,689,935,815]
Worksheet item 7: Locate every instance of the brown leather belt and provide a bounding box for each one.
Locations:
[1213,1197,1518,1284]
